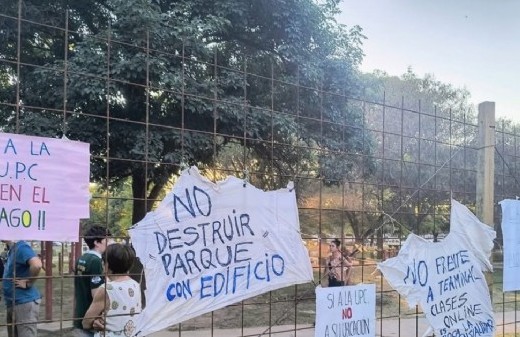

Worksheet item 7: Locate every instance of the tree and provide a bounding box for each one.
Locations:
[355,69,476,239]
[0,0,112,121]
[0,0,369,226]
[88,181,133,237]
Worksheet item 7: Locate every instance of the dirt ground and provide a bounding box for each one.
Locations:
[1,260,518,336]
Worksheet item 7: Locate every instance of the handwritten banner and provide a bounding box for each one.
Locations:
[499,199,520,291]
[315,284,375,337]
[378,200,496,337]
[129,167,313,337]
[0,132,90,241]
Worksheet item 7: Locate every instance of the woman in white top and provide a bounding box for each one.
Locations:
[83,243,142,337]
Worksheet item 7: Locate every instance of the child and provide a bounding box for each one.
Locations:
[82,243,142,337]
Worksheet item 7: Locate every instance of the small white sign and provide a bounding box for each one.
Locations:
[315,284,376,337]
[500,199,520,292]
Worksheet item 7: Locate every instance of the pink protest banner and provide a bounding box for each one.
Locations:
[0,132,90,242]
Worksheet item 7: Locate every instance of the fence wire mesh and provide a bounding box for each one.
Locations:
[1,3,520,336]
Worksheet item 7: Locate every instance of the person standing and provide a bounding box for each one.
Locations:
[322,239,353,287]
[1,240,42,337]
[128,244,146,309]
[73,225,111,337]
[82,243,142,337]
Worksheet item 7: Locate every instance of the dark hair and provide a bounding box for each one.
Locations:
[83,225,111,249]
[331,239,341,248]
[104,243,135,274]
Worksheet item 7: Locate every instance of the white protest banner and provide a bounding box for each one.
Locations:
[0,132,90,241]
[499,199,520,291]
[315,284,375,337]
[129,167,313,337]
[378,200,496,337]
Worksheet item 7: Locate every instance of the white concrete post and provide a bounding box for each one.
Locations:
[476,101,495,224]
[476,101,495,297]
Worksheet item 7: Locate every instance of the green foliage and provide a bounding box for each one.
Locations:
[358,69,477,237]
[0,0,371,229]
[88,181,133,237]
[380,68,473,116]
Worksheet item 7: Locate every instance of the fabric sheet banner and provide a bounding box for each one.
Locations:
[129,167,313,337]
[315,284,376,337]
[0,132,90,241]
[499,199,520,291]
[378,200,496,337]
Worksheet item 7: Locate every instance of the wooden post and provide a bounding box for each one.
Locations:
[44,241,53,320]
[476,101,495,297]
[476,101,495,223]
[476,102,495,225]
[72,225,83,272]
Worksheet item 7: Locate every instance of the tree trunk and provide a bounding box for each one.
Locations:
[147,181,166,212]
[376,230,384,260]
[132,169,147,224]
[130,168,148,309]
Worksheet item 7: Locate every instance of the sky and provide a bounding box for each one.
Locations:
[337,0,520,122]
